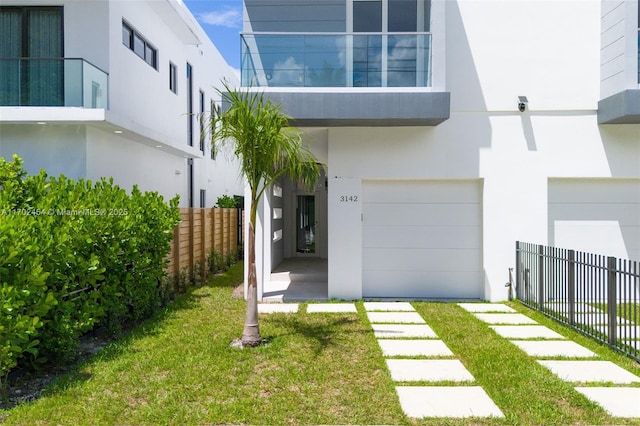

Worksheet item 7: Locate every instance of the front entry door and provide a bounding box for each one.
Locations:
[296,194,317,255]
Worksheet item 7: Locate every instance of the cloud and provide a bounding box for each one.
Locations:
[197,9,242,28]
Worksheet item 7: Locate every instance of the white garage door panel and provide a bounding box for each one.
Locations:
[363,180,482,203]
[364,226,480,249]
[549,181,640,203]
[363,248,482,271]
[363,180,483,299]
[548,179,640,261]
[550,203,640,225]
[363,271,483,299]
[364,203,481,226]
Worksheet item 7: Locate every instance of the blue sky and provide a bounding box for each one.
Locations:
[183,0,243,70]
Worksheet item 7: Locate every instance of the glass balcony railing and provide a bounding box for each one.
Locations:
[0,58,108,108]
[241,32,432,88]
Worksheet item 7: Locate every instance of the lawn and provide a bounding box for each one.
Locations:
[2,265,639,425]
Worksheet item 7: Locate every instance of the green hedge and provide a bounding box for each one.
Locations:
[0,156,180,380]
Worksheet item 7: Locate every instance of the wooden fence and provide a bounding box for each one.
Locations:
[167,208,240,278]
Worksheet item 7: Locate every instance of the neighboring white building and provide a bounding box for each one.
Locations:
[240,0,640,301]
[0,0,243,207]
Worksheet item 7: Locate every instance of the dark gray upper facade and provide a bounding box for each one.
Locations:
[242,0,449,127]
[244,0,346,32]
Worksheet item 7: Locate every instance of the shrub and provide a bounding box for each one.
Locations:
[0,156,180,374]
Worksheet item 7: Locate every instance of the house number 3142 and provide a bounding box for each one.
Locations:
[339,195,358,202]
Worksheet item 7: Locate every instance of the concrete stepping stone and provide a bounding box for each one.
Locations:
[474,313,538,324]
[367,312,426,324]
[538,360,640,384]
[458,303,516,313]
[575,387,640,418]
[377,339,454,357]
[386,359,475,382]
[510,340,597,358]
[258,304,299,314]
[364,302,415,311]
[371,324,438,338]
[395,386,504,418]
[490,325,565,339]
[306,303,357,313]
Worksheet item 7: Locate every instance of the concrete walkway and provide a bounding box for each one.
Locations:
[256,301,640,420]
[364,301,504,419]
[460,303,640,419]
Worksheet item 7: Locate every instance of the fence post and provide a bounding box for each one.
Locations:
[515,241,521,300]
[538,244,544,311]
[200,209,206,279]
[568,250,575,326]
[607,256,617,347]
[189,208,195,278]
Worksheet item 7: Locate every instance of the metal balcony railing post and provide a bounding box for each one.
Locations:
[568,249,575,326]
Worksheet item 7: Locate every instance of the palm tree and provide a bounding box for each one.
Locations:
[210,82,320,347]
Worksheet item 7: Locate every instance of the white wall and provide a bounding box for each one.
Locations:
[317,0,640,301]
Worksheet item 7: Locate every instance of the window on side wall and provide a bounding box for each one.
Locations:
[122,20,158,70]
[169,62,177,93]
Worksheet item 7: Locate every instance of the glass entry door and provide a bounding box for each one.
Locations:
[296,195,316,254]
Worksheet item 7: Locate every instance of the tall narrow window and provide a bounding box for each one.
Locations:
[187,159,194,208]
[169,62,177,93]
[210,100,219,160]
[199,189,206,208]
[186,63,193,147]
[0,6,63,106]
[199,89,205,152]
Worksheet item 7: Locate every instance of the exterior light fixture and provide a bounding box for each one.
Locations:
[114,130,123,134]
[518,96,528,112]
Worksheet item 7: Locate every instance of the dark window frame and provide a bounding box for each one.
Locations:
[187,62,193,147]
[122,20,157,70]
[169,61,177,94]
[199,89,205,153]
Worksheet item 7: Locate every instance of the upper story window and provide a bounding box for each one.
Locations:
[352,0,430,33]
[169,62,177,93]
[0,6,64,106]
[122,20,157,70]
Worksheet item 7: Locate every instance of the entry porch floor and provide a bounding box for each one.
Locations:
[263,257,328,302]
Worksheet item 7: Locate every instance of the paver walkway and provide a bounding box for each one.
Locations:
[459,302,640,419]
[257,301,640,420]
[365,302,504,419]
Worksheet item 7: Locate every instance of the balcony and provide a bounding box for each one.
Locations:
[242,32,432,88]
[238,32,449,126]
[0,58,108,108]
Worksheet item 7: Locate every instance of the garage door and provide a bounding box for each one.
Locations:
[362,180,483,299]
[548,179,640,261]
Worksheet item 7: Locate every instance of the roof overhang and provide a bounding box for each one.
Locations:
[224,90,450,127]
[597,89,640,124]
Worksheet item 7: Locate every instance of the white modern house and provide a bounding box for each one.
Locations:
[0,0,243,207]
[240,0,640,301]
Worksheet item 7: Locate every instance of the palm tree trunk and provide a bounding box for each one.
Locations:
[241,213,262,346]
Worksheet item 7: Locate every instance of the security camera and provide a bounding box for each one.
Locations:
[518,96,528,112]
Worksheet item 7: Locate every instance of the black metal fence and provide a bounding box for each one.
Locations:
[516,241,640,362]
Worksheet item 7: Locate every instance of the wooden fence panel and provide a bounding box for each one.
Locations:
[167,208,241,278]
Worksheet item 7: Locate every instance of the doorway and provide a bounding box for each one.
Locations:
[296,194,317,255]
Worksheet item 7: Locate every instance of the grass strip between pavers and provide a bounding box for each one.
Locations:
[412,302,640,426]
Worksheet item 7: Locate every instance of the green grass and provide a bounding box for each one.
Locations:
[2,276,640,425]
[590,303,640,322]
